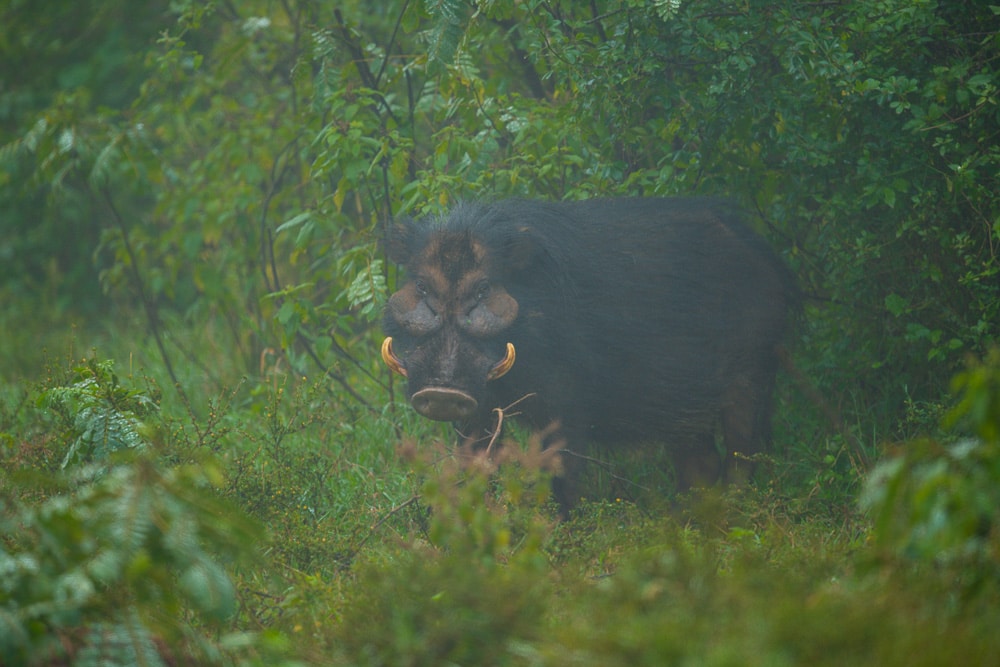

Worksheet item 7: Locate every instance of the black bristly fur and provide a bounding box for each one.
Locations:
[383,198,799,510]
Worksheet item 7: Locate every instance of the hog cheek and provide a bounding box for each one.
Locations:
[388,295,441,336]
[462,291,519,337]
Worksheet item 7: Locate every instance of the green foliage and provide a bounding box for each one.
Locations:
[947,348,1000,443]
[0,359,264,665]
[5,351,1000,665]
[36,357,158,468]
[2,2,1000,663]
[333,546,545,666]
[329,444,555,665]
[220,377,402,573]
[0,0,171,315]
[548,545,997,667]
[862,350,1000,582]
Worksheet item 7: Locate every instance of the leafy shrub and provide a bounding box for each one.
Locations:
[862,349,1000,581]
[325,434,558,666]
[0,358,263,666]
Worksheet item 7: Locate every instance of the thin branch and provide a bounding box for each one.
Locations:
[485,407,505,456]
[295,330,379,413]
[348,493,422,560]
[492,18,551,100]
[588,0,609,41]
[561,449,654,494]
[458,393,536,449]
[777,346,871,469]
[375,0,411,87]
[100,187,187,404]
[258,134,302,295]
[917,97,992,132]
[332,8,400,125]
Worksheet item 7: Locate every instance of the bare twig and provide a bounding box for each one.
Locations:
[296,331,378,413]
[472,393,536,455]
[332,8,399,124]
[485,408,505,456]
[561,449,654,494]
[350,493,422,556]
[374,0,411,87]
[100,187,187,403]
[777,346,872,469]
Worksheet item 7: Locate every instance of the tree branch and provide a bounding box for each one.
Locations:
[100,187,187,404]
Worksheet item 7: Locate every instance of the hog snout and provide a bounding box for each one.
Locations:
[411,387,479,421]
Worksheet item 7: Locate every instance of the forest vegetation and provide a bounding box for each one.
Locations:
[1,1,998,664]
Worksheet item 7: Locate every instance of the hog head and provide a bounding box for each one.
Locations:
[381,216,522,424]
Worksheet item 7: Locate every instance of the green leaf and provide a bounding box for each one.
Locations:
[179,558,237,620]
[885,293,908,317]
[277,300,298,326]
[276,211,313,234]
[0,608,29,656]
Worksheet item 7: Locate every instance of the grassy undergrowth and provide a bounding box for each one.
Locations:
[2,335,999,665]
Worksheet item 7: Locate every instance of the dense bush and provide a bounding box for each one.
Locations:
[1,1,999,664]
[2,349,1000,664]
[0,359,262,665]
[863,349,1000,582]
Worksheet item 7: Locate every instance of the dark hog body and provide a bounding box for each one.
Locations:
[382,198,798,505]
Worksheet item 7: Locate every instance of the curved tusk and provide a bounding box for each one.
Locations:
[381,337,408,377]
[487,342,516,381]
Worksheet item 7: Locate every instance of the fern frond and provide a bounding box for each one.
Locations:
[178,557,237,621]
[0,607,29,660]
[110,466,155,557]
[344,257,387,319]
[89,132,123,189]
[424,0,468,65]
[75,614,166,667]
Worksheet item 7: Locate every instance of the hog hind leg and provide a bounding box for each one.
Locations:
[720,358,777,485]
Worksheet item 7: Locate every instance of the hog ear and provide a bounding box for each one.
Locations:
[502,225,548,277]
[383,219,416,265]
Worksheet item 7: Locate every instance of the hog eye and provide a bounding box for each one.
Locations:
[474,281,490,302]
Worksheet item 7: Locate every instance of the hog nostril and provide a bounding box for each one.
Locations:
[411,387,478,422]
